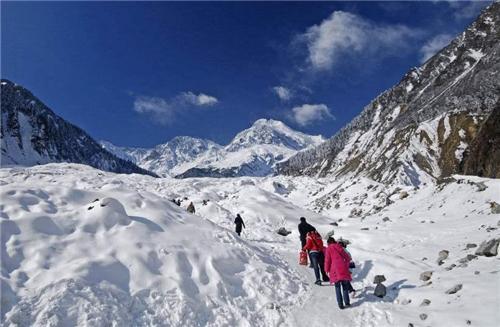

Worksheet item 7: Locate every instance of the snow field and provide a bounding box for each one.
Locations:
[1,163,499,326]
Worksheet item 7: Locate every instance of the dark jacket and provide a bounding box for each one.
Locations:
[234,215,245,232]
[298,221,315,241]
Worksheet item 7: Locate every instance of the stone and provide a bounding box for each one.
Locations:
[420,271,433,281]
[475,238,500,257]
[445,284,463,294]
[458,254,477,264]
[419,313,428,321]
[373,275,386,284]
[408,324,414,327]
[382,217,391,222]
[329,222,338,226]
[374,283,386,298]
[474,271,480,275]
[401,299,412,305]
[490,202,500,214]
[361,227,369,231]
[466,319,472,325]
[399,191,409,199]
[475,182,487,191]
[420,299,431,306]
[445,264,456,271]
[276,227,291,236]
[437,250,449,265]
[465,243,477,249]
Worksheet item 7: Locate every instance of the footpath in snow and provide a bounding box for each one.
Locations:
[1,163,499,326]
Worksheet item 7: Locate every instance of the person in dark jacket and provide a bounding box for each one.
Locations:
[186,202,196,214]
[298,217,316,248]
[234,214,245,236]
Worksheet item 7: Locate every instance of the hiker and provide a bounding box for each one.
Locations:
[298,217,316,267]
[303,230,329,285]
[338,238,356,296]
[234,214,245,236]
[324,237,352,309]
[186,202,196,214]
[298,217,316,248]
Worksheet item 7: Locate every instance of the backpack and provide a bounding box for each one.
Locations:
[308,231,324,251]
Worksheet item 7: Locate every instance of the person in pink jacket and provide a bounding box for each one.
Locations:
[324,237,352,309]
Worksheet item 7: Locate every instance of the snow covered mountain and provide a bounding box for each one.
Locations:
[176,119,325,178]
[0,79,156,177]
[278,3,500,185]
[104,119,324,178]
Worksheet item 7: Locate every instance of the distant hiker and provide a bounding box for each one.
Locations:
[324,237,352,309]
[303,230,329,285]
[234,214,246,236]
[338,238,356,296]
[186,202,196,214]
[202,199,209,206]
[298,217,316,248]
[176,199,181,206]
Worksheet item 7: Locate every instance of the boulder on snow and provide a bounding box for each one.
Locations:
[445,284,463,294]
[419,313,428,321]
[420,271,433,281]
[373,275,386,284]
[374,283,386,298]
[490,202,500,214]
[458,254,477,263]
[276,227,292,236]
[437,250,449,265]
[399,191,409,199]
[475,238,500,257]
[420,299,431,307]
[465,243,477,249]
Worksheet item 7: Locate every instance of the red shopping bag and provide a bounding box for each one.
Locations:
[299,250,308,266]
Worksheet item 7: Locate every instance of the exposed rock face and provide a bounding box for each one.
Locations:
[460,102,500,178]
[277,3,500,186]
[0,80,156,177]
[475,238,500,256]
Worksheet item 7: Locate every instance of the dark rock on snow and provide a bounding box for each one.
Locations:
[475,238,500,256]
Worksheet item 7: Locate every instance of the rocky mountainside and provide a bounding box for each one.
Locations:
[0,79,157,177]
[105,119,324,178]
[101,137,222,177]
[277,2,500,185]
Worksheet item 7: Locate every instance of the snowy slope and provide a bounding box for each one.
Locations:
[1,163,498,326]
[103,119,324,178]
[0,80,156,177]
[0,164,305,326]
[278,3,500,185]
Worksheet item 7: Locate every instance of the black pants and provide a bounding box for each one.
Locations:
[309,252,329,282]
[335,280,351,308]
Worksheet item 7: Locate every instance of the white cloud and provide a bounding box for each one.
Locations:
[272,86,292,101]
[133,91,218,124]
[419,34,454,63]
[291,103,334,126]
[298,11,420,71]
[180,92,218,106]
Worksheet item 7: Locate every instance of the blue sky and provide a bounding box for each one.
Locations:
[1,1,490,147]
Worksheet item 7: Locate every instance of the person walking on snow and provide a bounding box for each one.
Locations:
[298,217,316,268]
[324,237,352,309]
[234,214,245,236]
[298,217,315,248]
[303,230,329,285]
[186,202,196,214]
[338,238,356,296]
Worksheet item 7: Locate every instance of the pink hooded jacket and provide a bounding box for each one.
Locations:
[324,243,352,283]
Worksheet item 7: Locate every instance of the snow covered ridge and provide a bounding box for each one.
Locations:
[0,79,157,177]
[0,164,306,326]
[278,2,500,185]
[103,119,325,178]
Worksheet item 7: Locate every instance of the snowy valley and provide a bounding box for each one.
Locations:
[1,164,499,326]
[1,2,500,327]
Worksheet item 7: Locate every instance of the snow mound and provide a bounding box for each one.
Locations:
[0,164,305,326]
